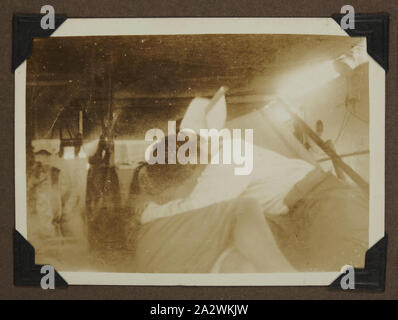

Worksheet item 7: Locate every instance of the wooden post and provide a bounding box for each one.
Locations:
[79,110,83,135]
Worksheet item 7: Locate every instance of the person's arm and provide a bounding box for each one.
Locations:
[141,164,251,224]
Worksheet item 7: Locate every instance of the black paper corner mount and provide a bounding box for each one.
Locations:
[12,13,67,72]
[331,13,389,71]
[13,229,68,288]
[329,234,387,291]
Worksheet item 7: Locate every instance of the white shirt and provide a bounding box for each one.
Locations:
[141,139,314,224]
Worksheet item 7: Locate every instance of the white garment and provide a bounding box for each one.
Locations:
[141,139,314,224]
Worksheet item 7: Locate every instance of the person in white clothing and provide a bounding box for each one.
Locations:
[130,94,368,273]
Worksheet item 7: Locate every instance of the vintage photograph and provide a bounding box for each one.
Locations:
[14,18,384,285]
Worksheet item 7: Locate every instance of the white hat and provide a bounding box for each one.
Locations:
[180,93,227,133]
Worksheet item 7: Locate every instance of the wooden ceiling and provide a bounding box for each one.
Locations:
[26,34,362,137]
[28,34,361,96]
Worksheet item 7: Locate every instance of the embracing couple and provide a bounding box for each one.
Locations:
[129,94,369,273]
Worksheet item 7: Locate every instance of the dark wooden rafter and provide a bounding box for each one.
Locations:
[280,100,370,195]
[317,149,370,162]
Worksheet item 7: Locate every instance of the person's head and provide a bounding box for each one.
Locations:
[130,134,206,204]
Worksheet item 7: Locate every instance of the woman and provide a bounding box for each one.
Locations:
[138,133,369,272]
[128,134,295,273]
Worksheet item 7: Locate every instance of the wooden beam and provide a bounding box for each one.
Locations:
[280,100,369,195]
[27,80,72,86]
[317,150,370,162]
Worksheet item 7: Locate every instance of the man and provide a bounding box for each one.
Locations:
[131,133,295,273]
[140,135,368,271]
[138,96,369,272]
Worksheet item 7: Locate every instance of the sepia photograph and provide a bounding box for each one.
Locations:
[14,18,385,285]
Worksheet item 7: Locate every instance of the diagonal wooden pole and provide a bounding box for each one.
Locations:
[280,101,369,196]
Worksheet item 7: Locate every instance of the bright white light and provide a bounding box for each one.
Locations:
[270,107,291,122]
[264,102,291,122]
[277,60,340,99]
[63,146,75,160]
